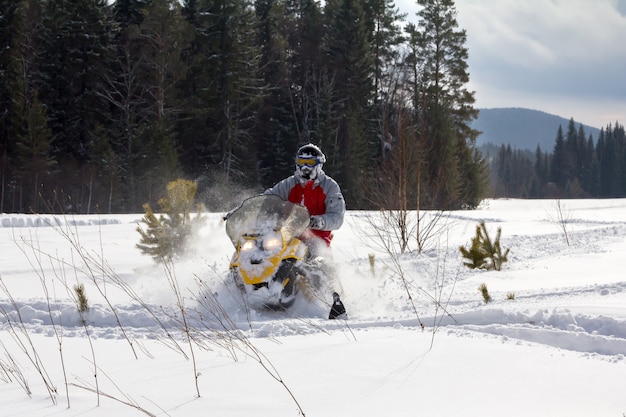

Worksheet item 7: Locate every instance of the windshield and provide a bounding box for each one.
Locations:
[225,195,310,246]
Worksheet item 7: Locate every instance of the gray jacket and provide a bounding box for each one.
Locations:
[264,170,345,231]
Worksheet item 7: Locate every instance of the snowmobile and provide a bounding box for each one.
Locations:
[224,195,345,316]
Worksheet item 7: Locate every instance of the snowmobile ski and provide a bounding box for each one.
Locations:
[328,292,346,319]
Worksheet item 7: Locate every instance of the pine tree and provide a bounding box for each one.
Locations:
[550,125,567,193]
[12,91,56,213]
[290,0,327,143]
[254,0,301,188]
[38,0,115,160]
[130,0,194,204]
[90,124,119,213]
[179,0,264,185]
[1,0,22,212]
[136,178,204,261]
[106,0,151,211]
[586,136,599,197]
[177,0,212,176]
[112,0,146,26]
[37,0,116,211]
[598,123,626,197]
[564,118,578,184]
[362,0,410,208]
[323,0,376,208]
[364,0,406,104]
[404,0,484,209]
[0,1,19,184]
[578,127,594,196]
[616,123,626,196]
[460,221,509,271]
[5,0,58,212]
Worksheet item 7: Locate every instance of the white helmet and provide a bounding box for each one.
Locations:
[295,143,326,181]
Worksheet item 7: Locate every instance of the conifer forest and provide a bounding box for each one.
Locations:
[3,0,622,215]
[488,119,626,200]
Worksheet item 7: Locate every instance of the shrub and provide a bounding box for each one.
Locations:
[479,283,492,303]
[136,179,205,261]
[459,221,510,271]
[74,283,90,313]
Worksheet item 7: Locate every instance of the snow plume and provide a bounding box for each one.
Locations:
[194,170,259,212]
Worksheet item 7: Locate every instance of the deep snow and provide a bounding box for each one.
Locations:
[1,199,625,416]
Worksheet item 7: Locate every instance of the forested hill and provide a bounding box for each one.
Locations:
[472,108,601,151]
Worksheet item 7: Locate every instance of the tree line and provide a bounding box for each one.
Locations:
[0,0,488,214]
[488,119,626,199]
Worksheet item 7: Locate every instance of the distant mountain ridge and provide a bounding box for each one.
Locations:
[472,107,601,152]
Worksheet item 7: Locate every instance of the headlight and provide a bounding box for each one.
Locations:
[262,236,282,251]
[241,239,257,251]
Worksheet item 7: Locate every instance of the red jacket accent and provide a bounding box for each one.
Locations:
[288,181,332,245]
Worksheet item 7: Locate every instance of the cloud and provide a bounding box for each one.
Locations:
[397,0,626,127]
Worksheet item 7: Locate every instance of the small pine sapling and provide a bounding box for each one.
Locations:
[74,283,90,313]
[479,283,492,303]
[460,221,510,271]
[459,224,489,269]
[137,179,205,261]
[489,225,510,271]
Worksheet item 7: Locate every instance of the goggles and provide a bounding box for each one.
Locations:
[296,156,320,167]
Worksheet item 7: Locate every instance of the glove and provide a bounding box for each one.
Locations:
[309,215,325,230]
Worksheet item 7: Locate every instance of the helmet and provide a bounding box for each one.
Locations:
[295,143,326,181]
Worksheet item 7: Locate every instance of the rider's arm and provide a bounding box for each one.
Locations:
[319,177,345,230]
[263,176,297,200]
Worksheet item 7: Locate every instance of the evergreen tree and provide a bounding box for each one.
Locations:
[12,91,56,213]
[0,1,19,182]
[405,0,484,209]
[586,135,599,197]
[90,124,119,213]
[254,0,301,188]
[361,0,410,208]
[460,145,491,206]
[179,0,264,186]
[578,128,594,196]
[492,144,534,199]
[37,0,116,211]
[106,0,149,211]
[5,0,58,212]
[137,178,205,261]
[550,125,567,193]
[495,145,511,197]
[617,123,626,196]
[289,0,337,166]
[564,118,578,183]
[323,0,376,208]
[112,0,146,26]
[177,0,213,176]
[38,0,115,160]
[290,0,327,134]
[131,0,194,205]
[532,145,545,197]
[1,0,22,212]
[599,123,626,197]
[364,0,406,104]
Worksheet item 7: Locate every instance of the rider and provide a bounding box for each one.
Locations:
[264,143,345,257]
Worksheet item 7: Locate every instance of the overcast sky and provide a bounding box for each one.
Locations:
[397,0,626,128]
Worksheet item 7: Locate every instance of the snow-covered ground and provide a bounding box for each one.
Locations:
[1,199,625,416]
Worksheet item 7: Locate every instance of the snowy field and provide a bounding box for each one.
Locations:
[1,198,625,416]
